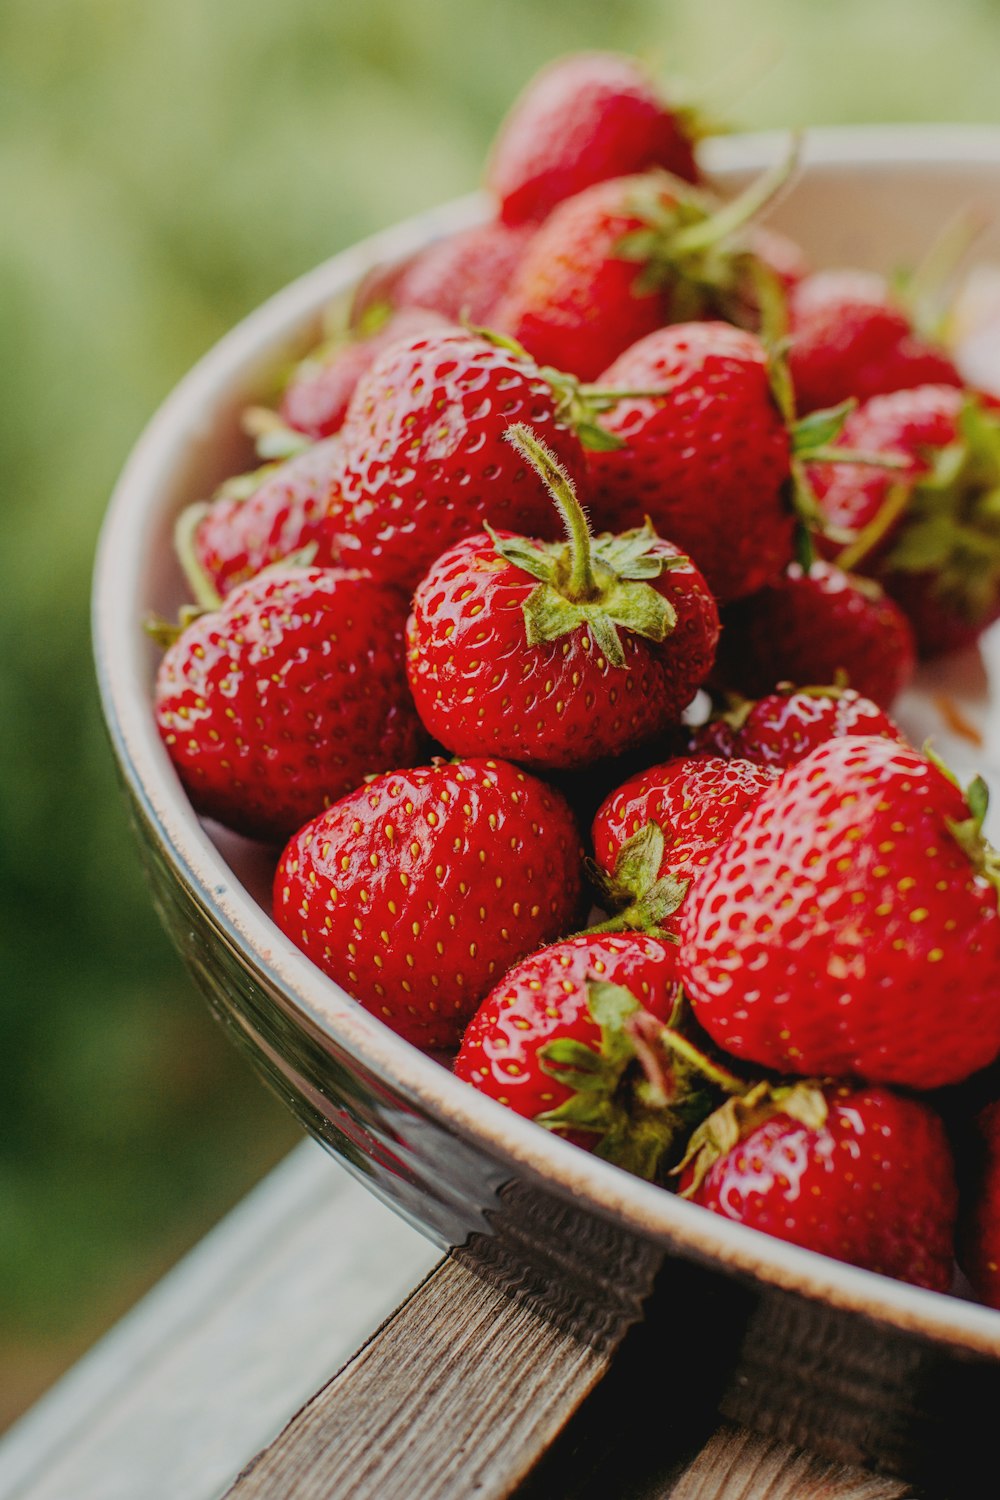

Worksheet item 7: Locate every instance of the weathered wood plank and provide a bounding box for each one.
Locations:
[669,1425,913,1499]
[0,1142,439,1500]
[227,1256,613,1500]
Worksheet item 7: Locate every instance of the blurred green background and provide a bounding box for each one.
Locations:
[3,0,1000,1430]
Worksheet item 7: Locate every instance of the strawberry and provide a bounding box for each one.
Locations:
[788,269,961,416]
[691,685,905,768]
[279,308,452,442]
[273,758,584,1050]
[495,154,796,381]
[154,566,426,844]
[718,560,917,709]
[486,52,703,227]
[589,755,779,936]
[352,221,535,329]
[326,328,593,593]
[678,735,1000,1090]
[677,1081,958,1291]
[809,385,1000,655]
[455,932,741,1177]
[585,322,797,602]
[175,439,348,607]
[961,1100,1000,1308]
[405,425,719,770]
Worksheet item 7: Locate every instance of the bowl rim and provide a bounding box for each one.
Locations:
[94,123,1000,1358]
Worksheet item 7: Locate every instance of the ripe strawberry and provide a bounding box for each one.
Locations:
[809,385,1000,655]
[273,758,584,1050]
[487,52,702,227]
[788,269,961,416]
[677,1081,958,1291]
[678,735,1000,1090]
[496,155,795,381]
[455,932,741,1177]
[589,755,779,936]
[962,1100,1000,1308]
[405,425,719,770]
[691,686,905,768]
[352,221,535,329]
[176,439,348,607]
[718,560,917,709]
[586,322,797,602]
[279,309,452,442]
[155,566,425,844]
[327,328,593,593]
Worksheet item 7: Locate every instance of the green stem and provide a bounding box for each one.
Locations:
[658,1027,746,1095]
[505,424,598,599]
[670,133,802,255]
[174,503,223,612]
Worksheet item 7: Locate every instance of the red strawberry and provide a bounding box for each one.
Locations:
[496,155,795,381]
[177,439,348,606]
[353,221,535,329]
[273,758,584,1050]
[691,685,905,769]
[718,560,917,709]
[586,322,797,602]
[809,385,1000,655]
[279,309,452,442]
[589,755,779,936]
[678,735,1000,1090]
[155,566,425,843]
[487,52,702,227]
[405,425,719,770]
[326,329,593,593]
[962,1100,1000,1308]
[455,932,741,1176]
[677,1081,958,1291]
[788,269,961,416]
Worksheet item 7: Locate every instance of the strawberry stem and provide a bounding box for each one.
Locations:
[174,503,223,612]
[505,424,597,599]
[670,134,802,256]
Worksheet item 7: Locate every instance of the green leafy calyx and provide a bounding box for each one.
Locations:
[536,981,743,1180]
[587,821,690,939]
[885,398,1000,626]
[499,425,680,668]
[674,1080,829,1198]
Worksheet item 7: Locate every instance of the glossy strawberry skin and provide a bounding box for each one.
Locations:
[495,175,698,381]
[788,270,961,416]
[592,755,779,933]
[455,932,680,1129]
[405,531,719,769]
[682,1084,958,1291]
[692,687,905,769]
[678,736,1000,1090]
[273,758,584,1050]
[280,309,451,442]
[155,566,425,844]
[487,52,699,227]
[718,561,917,709]
[190,439,347,600]
[328,330,591,592]
[587,323,794,602]
[962,1100,1000,1308]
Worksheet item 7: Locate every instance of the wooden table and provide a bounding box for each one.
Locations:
[0,1142,927,1500]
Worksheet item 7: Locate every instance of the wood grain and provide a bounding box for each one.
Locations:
[669,1426,913,1499]
[226,1256,613,1500]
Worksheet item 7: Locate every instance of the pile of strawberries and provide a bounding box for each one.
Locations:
[152,52,1000,1305]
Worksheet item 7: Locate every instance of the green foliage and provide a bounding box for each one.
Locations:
[2,0,1000,1426]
